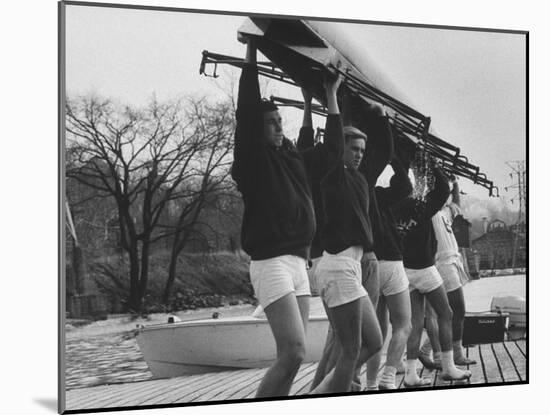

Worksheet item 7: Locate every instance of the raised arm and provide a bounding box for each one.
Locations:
[322,73,344,172]
[377,134,414,206]
[296,88,314,151]
[450,175,461,207]
[358,102,394,186]
[424,164,451,219]
[232,40,264,185]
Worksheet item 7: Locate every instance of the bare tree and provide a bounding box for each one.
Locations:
[66,94,235,312]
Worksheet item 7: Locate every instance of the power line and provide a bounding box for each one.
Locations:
[505,160,526,268]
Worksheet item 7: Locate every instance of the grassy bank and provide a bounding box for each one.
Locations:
[89,250,255,314]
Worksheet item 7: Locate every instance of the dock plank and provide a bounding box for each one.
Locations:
[515,339,527,357]
[175,369,254,404]
[504,341,526,381]
[480,343,503,384]
[213,368,266,401]
[432,368,447,388]
[132,372,224,406]
[65,340,527,411]
[492,342,520,382]
[191,369,261,402]
[289,363,319,395]
[467,345,485,385]
[117,372,220,405]
[144,369,247,406]
[227,368,268,399]
[70,377,178,409]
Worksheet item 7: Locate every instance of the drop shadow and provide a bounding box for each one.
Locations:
[34,398,58,412]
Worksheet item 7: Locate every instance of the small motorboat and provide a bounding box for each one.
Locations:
[490,295,526,328]
[137,304,329,378]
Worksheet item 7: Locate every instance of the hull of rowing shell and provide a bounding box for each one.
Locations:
[237,17,416,114]
[137,315,329,378]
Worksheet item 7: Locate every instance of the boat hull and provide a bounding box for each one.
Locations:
[490,295,526,328]
[137,315,329,378]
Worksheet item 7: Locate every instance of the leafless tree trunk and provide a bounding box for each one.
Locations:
[66,95,235,312]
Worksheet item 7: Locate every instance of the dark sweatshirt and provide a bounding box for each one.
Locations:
[297,114,396,258]
[231,64,315,261]
[318,114,373,254]
[373,152,414,261]
[392,167,450,269]
[355,115,399,260]
[296,126,333,259]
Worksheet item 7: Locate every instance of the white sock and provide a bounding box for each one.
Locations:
[366,379,378,390]
[379,366,397,387]
[441,350,471,379]
[441,351,456,372]
[453,341,464,359]
[404,359,420,383]
[434,351,442,364]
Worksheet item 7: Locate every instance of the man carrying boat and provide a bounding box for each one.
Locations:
[419,176,477,369]
[363,134,415,390]
[307,75,383,394]
[393,162,472,386]
[298,90,391,392]
[341,95,414,391]
[232,38,316,398]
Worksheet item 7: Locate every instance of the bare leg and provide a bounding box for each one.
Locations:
[448,287,465,343]
[406,290,425,361]
[366,297,388,389]
[362,256,380,309]
[447,287,476,364]
[256,293,308,398]
[425,286,471,380]
[404,290,431,387]
[356,254,380,387]
[297,295,310,333]
[419,304,441,370]
[311,299,362,393]
[356,295,384,367]
[384,290,412,368]
[310,301,339,390]
[425,286,453,352]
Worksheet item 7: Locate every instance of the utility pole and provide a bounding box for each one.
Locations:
[505,161,526,268]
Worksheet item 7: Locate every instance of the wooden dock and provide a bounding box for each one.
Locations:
[65,339,526,412]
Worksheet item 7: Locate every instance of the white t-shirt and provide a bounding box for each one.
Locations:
[432,202,461,264]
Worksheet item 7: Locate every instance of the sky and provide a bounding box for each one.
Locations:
[65,4,526,202]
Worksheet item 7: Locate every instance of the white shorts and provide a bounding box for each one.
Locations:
[249,255,310,309]
[378,260,409,296]
[405,266,443,294]
[315,247,367,308]
[436,260,468,293]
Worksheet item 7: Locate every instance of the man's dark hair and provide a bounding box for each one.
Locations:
[259,99,279,113]
[343,126,368,143]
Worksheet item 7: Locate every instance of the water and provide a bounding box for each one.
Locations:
[65,274,526,390]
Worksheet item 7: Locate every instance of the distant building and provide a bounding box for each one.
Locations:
[471,219,526,270]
